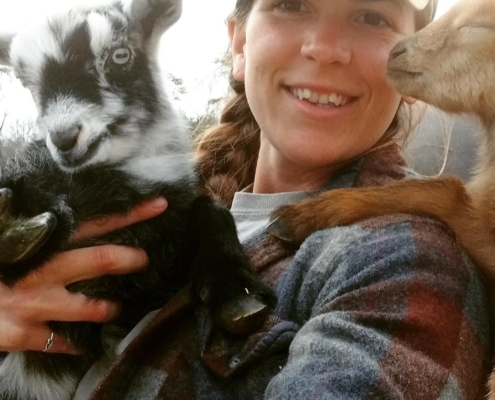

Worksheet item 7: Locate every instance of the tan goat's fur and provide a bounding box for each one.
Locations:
[270,0,495,396]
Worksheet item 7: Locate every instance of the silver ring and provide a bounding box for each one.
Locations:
[43,331,54,352]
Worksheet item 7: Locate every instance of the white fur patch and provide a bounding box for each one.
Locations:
[9,24,63,92]
[86,12,113,57]
[122,152,195,185]
[8,11,88,107]
[0,353,79,400]
[54,11,87,44]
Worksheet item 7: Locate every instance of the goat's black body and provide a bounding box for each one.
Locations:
[0,141,195,288]
[0,140,272,396]
[0,1,277,398]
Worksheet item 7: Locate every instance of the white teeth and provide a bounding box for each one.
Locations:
[292,87,349,107]
[319,94,329,105]
[309,92,319,103]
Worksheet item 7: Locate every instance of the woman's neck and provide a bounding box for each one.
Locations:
[252,142,338,194]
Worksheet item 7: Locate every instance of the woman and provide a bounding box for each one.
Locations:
[1,0,490,398]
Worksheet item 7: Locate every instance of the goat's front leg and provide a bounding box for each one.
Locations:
[0,188,57,265]
[189,195,277,336]
[268,176,469,242]
[268,176,495,281]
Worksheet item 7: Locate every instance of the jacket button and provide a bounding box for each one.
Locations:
[229,355,241,368]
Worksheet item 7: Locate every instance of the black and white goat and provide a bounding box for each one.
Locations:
[0,0,276,399]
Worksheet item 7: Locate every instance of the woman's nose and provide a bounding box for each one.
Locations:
[301,22,352,65]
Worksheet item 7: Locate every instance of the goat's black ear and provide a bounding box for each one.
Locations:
[0,33,14,66]
[124,0,182,51]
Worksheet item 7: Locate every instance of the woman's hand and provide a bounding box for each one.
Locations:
[0,197,168,354]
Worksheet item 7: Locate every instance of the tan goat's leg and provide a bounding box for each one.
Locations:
[268,176,495,282]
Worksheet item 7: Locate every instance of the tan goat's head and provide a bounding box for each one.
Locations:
[387,0,495,126]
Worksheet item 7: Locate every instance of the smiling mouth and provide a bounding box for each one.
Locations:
[287,87,355,108]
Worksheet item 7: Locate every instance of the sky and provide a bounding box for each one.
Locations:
[0,0,460,125]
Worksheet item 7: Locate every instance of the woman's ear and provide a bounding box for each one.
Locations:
[402,96,417,105]
[228,18,246,82]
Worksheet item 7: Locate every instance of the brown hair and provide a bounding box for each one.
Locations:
[194,0,437,206]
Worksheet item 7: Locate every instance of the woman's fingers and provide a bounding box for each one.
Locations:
[71,197,168,241]
[0,198,167,354]
[4,286,122,324]
[0,258,128,353]
[24,245,149,286]
[0,245,148,352]
[0,321,79,354]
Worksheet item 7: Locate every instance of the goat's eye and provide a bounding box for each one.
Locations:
[111,48,131,65]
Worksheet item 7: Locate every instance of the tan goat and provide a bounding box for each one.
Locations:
[268,0,495,395]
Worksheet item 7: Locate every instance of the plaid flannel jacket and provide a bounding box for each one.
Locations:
[84,145,491,400]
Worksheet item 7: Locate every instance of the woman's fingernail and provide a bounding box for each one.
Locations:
[136,249,149,270]
[93,216,111,227]
[107,301,123,319]
[149,198,168,210]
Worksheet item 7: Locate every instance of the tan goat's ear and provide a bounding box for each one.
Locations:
[402,96,417,105]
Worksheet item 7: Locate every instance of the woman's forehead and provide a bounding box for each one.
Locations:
[236,0,435,10]
[235,0,436,28]
[236,0,430,6]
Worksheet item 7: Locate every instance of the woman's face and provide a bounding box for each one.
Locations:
[229,0,417,189]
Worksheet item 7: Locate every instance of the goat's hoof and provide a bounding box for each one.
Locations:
[0,188,13,224]
[266,218,297,242]
[218,294,271,335]
[268,204,315,244]
[0,212,57,263]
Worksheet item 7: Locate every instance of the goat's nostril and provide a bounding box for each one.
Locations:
[51,124,81,152]
[389,42,408,62]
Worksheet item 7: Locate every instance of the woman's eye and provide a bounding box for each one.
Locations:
[274,1,307,13]
[359,12,390,28]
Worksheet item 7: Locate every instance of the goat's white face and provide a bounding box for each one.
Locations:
[387,0,495,125]
[1,0,182,171]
